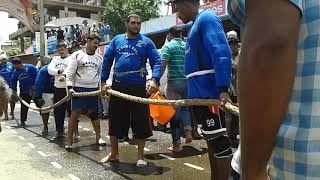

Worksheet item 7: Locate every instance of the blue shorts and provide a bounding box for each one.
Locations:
[71,87,99,112]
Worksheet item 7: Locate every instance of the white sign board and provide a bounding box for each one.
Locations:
[35,32,48,55]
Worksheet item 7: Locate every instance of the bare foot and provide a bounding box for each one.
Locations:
[55,133,64,139]
[185,131,193,144]
[168,145,182,153]
[41,129,48,137]
[2,117,9,121]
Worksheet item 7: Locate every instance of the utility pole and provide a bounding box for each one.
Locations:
[39,0,45,62]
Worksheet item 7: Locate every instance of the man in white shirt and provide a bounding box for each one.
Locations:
[81,20,90,39]
[64,35,106,150]
[48,42,70,138]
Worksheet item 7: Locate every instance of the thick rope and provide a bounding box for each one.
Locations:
[73,90,239,116]
[18,94,72,112]
[18,89,239,116]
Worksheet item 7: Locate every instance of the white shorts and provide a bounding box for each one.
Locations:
[42,93,54,113]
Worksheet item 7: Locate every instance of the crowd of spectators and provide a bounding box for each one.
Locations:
[46,19,110,52]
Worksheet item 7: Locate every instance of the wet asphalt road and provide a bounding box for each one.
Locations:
[0,102,213,180]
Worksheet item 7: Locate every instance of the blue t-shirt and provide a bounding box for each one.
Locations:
[185,10,232,99]
[69,28,76,37]
[0,63,14,85]
[101,34,161,85]
[10,64,38,95]
[101,25,110,36]
[34,65,54,98]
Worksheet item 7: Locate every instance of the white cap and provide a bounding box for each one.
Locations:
[227,30,239,42]
[0,54,7,60]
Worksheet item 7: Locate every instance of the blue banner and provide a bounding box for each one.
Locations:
[33,35,57,56]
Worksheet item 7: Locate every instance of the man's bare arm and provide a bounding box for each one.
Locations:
[240,0,301,179]
[161,60,167,78]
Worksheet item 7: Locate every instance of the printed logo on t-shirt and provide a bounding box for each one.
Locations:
[55,62,67,69]
[0,68,10,74]
[136,40,146,48]
[18,73,29,80]
[81,61,99,68]
[117,44,139,56]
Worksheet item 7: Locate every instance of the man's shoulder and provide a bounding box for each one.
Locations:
[139,34,153,44]
[197,10,220,24]
[25,64,36,68]
[24,64,37,71]
[39,65,48,73]
[170,38,185,45]
[6,63,13,68]
[52,56,61,61]
[110,34,124,44]
[95,53,103,61]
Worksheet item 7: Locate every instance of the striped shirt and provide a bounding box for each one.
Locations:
[161,38,186,80]
[228,0,320,179]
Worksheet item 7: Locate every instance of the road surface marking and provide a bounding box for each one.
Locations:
[10,130,17,134]
[27,143,35,148]
[159,154,175,161]
[68,174,80,180]
[18,136,26,140]
[50,162,62,169]
[184,163,204,170]
[83,128,90,131]
[37,151,48,157]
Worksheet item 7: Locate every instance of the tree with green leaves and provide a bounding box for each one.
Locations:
[5,48,21,57]
[102,0,160,37]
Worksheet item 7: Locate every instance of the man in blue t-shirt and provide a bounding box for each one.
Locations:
[34,65,54,136]
[10,57,38,126]
[0,54,15,120]
[100,14,161,167]
[172,0,232,179]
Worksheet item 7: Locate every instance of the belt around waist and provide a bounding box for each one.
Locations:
[114,68,146,78]
[186,69,215,79]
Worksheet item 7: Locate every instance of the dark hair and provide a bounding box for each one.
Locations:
[169,26,182,38]
[71,40,79,48]
[11,57,22,64]
[127,14,141,23]
[87,34,100,42]
[57,42,67,49]
[171,0,200,5]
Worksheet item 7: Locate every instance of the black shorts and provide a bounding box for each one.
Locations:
[192,106,232,158]
[108,82,152,139]
[191,106,226,139]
